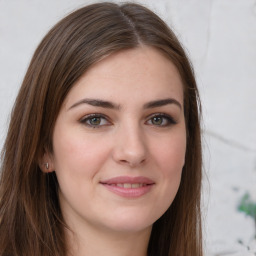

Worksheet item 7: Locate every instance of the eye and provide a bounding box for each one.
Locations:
[80,114,111,128]
[146,114,176,127]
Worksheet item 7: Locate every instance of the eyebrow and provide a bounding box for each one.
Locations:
[143,98,182,110]
[68,98,182,110]
[69,99,120,110]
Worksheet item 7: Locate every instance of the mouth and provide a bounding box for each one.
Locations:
[109,183,148,188]
[100,176,155,198]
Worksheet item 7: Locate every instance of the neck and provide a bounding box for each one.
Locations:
[65,220,151,256]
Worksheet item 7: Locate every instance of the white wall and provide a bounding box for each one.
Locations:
[0,0,255,255]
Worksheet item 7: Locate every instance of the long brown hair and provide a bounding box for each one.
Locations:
[0,2,202,255]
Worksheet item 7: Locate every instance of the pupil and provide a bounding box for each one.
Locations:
[90,117,100,125]
[153,117,162,125]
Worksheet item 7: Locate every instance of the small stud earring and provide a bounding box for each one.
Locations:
[44,163,49,170]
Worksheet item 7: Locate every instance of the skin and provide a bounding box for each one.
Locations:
[43,46,186,256]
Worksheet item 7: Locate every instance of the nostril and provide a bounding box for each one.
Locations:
[112,133,148,167]
[118,158,146,167]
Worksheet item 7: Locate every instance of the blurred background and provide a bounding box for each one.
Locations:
[0,0,255,255]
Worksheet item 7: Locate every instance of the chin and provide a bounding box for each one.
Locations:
[101,209,160,234]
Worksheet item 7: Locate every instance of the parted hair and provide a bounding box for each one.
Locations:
[0,2,202,255]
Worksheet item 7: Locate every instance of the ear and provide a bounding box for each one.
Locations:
[39,152,55,173]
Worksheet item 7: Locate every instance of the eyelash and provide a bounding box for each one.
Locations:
[146,113,177,127]
[79,113,176,128]
[79,114,111,128]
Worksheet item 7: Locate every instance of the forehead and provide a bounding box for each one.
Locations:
[85,46,182,84]
[63,46,184,108]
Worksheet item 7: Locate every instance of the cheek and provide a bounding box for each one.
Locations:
[152,130,186,206]
[52,130,113,211]
[153,131,186,174]
[158,144,185,194]
[52,128,111,180]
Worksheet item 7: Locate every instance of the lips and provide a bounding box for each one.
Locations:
[100,176,155,198]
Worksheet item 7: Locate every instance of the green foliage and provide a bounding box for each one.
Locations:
[238,192,256,220]
[237,192,256,249]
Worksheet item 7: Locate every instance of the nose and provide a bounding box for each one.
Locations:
[112,123,148,168]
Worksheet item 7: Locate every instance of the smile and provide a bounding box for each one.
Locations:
[100,176,155,198]
[111,183,147,188]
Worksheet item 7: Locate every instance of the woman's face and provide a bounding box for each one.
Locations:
[47,46,186,235]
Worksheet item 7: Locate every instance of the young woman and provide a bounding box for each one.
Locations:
[0,2,203,256]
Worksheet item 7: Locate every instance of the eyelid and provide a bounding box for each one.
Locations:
[79,112,177,128]
[79,113,112,127]
[145,113,177,126]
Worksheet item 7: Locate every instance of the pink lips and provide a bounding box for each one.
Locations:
[100,176,155,198]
